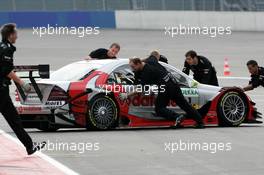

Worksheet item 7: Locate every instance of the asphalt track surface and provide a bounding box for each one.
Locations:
[1,30,264,175]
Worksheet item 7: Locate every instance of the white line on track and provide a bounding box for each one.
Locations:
[0,129,79,175]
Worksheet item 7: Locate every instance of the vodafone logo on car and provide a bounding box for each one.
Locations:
[127,95,177,107]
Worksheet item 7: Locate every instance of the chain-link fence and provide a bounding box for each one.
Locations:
[1,0,264,11]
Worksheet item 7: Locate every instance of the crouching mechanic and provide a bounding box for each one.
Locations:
[183,50,219,86]
[0,23,46,155]
[243,60,264,91]
[120,58,204,128]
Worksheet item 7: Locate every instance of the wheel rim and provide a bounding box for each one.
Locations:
[91,97,116,128]
[222,94,245,123]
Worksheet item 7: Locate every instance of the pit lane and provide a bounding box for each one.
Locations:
[0,30,264,175]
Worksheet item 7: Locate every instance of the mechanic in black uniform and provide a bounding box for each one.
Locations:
[243,60,264,91]
[146,50,168,64]
[135,51,168,84]
[0,23,45,155]
[86,43,120,59]
[183,50,219,86]
[121,58,204,128]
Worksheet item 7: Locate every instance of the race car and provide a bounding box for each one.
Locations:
[13,59,262,131]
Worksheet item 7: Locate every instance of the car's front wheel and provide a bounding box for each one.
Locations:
[87,95,118,130]
[217,91,248,126]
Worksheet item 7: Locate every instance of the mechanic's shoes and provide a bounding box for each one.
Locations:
[175,114,186,126]
[195,123,205,129]
[27,141,47,155]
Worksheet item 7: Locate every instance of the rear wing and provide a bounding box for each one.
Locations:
[14,65,50,102]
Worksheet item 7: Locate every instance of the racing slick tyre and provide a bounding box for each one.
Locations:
[217,91,248,127]
[87,95,118,130]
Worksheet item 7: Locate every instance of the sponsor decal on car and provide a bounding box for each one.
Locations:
[45,101,66,109]
[17,106,42,113]
[181,88,199,97]
[126,95,198,108]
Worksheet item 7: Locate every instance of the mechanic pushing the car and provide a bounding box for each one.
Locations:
[183,50,219,86]
[122,58,204,128]
[145,50,169,64]
[0,23,46,155]
[135,51,168,84]
[85,43,120,59]
[243,60,264,91]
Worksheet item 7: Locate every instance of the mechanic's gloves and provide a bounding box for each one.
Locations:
[119,93,128,101]
[21,82,31,92]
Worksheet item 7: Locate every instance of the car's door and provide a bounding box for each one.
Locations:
[107,63,200,120]
[164,64,200,111]
[107,64,159,119]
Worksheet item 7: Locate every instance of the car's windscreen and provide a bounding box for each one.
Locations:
[50,63,97,81]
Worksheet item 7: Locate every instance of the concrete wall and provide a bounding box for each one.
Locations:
[115,10,264,31]
[0,11,116,28]
[0,11,264,31]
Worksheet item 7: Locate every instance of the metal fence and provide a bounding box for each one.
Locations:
[1,0,264,11]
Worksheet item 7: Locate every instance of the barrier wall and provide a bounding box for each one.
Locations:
[115,10,264,31]
[0,11,116,28]
[0,11,264,31]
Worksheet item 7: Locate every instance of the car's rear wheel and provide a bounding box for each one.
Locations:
[87,95,118,130]
[217,91,248,126]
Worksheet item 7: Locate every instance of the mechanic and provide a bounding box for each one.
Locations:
[0,23,46,155]
[121,58,204,128]
[86,43,120,59]
[135,51,168,84]
[183,50,219,86]
[146,50,168,64]
[243,60,264,91]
